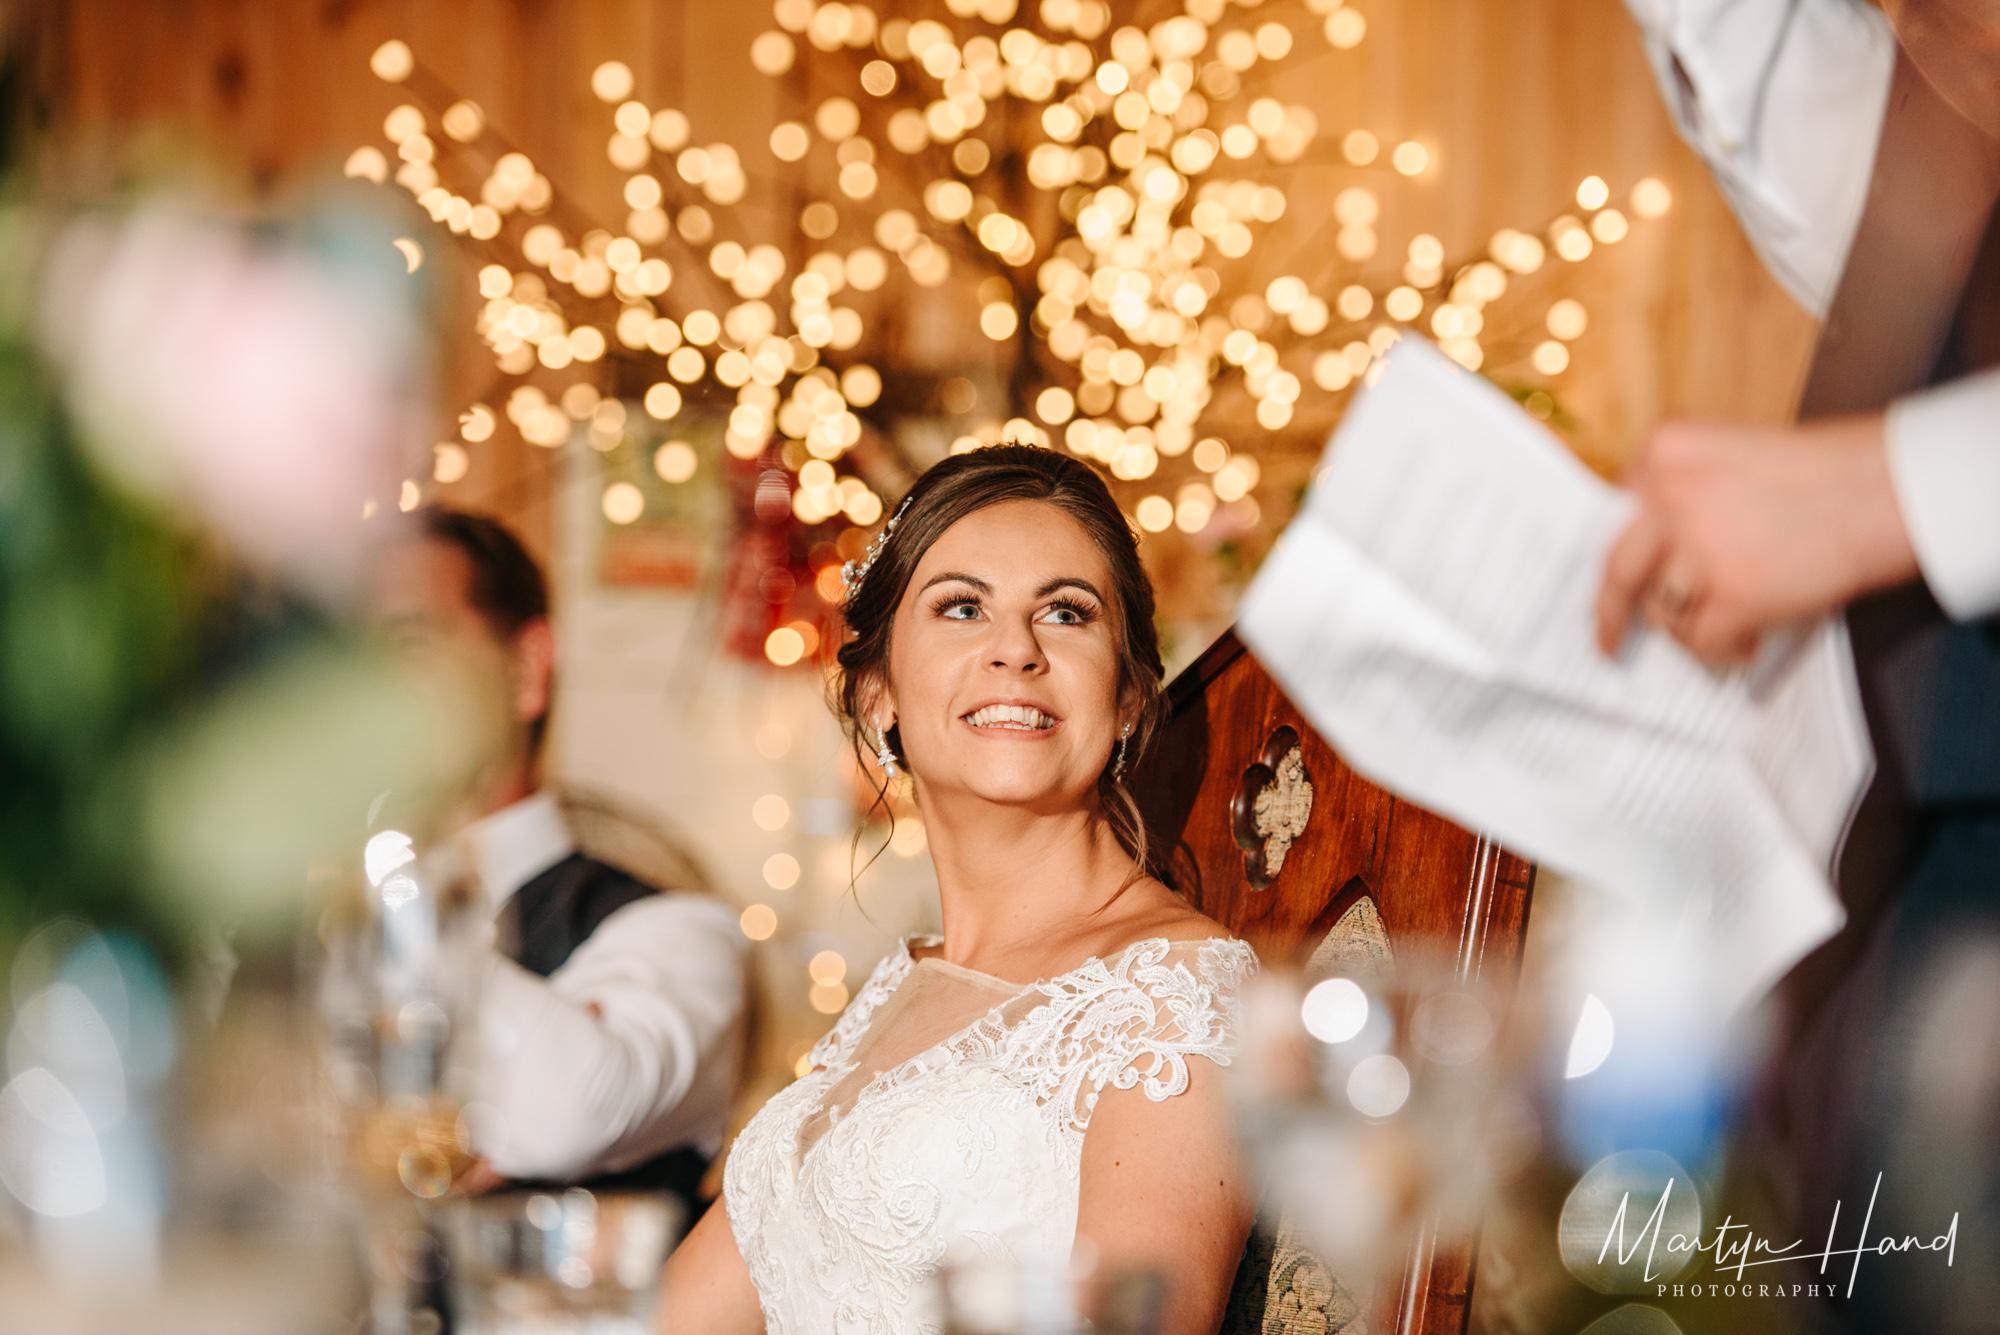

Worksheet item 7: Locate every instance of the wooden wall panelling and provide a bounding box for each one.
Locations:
[48,0,1821,549]
[44,0,783,574]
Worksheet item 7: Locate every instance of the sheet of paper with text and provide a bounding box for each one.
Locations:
[1239,337,1872,1014]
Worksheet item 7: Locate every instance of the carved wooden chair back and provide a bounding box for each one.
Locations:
[1130,630,1537,1335]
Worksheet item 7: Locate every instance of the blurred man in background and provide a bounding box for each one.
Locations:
[376,509,745,1219]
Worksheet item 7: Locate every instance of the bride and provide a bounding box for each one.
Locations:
[663,445,1258,1334]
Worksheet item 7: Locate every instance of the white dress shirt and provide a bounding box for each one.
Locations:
[461,792,746,1182]
[1623,0,2000,620]
[1621,0,1895,318]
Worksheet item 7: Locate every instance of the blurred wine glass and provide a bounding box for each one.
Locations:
[318,827,485,1334]
[447,1188,678,1335]
[1230,952,1523,1306]
[932,1251,1166,1335]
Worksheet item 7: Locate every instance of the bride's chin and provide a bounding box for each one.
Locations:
[921,763,1096,812]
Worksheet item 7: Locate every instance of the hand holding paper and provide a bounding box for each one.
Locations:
[1239,337,1873,1015]
[1595,414,1918,664]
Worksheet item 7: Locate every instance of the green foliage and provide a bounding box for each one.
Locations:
[0,328,210,960]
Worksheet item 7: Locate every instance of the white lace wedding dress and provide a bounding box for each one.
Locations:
[722,933,1258,1334]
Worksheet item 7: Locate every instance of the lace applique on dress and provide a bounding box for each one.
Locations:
[723,935,1259,1335]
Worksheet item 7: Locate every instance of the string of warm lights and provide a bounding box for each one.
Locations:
[348,1,1673,660]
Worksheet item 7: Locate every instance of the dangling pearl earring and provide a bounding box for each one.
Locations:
[1112,723,1133,780]
[874,718,900,779]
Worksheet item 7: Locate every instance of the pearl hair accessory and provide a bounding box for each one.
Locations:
[840,494,915,599]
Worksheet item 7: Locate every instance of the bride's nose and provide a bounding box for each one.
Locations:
[986,612,1046,674]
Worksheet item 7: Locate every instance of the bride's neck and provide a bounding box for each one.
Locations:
[919,792,1139,973]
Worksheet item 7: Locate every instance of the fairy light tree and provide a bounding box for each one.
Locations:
[348,3,1673,637]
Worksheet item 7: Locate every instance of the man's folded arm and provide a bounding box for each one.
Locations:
[476,895,746,1180]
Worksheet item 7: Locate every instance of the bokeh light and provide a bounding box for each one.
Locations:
[1301,978,1369,1043]
[739,904,779,940]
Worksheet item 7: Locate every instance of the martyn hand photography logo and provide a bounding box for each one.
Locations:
[1557,1151,1958,1302]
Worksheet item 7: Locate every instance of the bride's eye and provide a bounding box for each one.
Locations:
[1038,598,1097,627]
[937,599,982,621]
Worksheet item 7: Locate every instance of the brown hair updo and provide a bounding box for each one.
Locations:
[834,445,1166,869]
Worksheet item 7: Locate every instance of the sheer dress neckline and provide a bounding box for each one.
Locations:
[898,931,1241,990]
[791,933,1247,1164]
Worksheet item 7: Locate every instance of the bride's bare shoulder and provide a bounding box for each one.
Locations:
[1117,880,1237,945]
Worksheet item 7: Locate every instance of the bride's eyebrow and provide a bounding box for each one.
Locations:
[1036,577,1104,600]
[918,572,993,594]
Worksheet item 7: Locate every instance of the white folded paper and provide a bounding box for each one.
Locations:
[1238,337,1872,1013]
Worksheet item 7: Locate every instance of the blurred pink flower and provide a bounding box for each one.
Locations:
[38,205,428,597]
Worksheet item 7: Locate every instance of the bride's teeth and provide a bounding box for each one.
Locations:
[967,705,1054,730]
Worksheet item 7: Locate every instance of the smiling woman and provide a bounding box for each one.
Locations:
[663,447,1258,1335]
[834,445,1170,871]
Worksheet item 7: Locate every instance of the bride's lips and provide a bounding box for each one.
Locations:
[959,698,1063,735]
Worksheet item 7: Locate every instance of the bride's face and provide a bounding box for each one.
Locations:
[876,499,1131,813]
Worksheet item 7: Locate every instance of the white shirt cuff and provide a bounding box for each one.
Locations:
[1886,369,2000,620]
